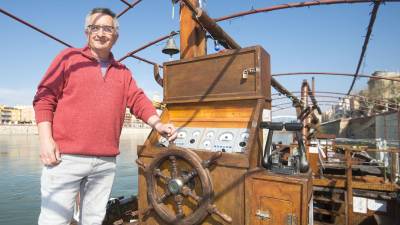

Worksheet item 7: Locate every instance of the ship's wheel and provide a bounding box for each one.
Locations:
[136,146,232,225]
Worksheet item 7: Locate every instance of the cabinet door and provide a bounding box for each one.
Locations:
[249,178,302,225]
[255,197,293,225]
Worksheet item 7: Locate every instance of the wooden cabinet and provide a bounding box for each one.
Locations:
[163,46,271,103]
[246,169,313,225]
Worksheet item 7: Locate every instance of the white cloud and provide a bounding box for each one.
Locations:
[0,88,35,106]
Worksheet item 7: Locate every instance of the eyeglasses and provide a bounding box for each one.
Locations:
[87,25,115,34]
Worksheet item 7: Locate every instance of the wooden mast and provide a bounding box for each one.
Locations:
[180,0,206,59]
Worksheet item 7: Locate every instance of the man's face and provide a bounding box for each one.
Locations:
[86,13,118,53]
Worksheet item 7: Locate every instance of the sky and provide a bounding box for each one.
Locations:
[0,0,399,116]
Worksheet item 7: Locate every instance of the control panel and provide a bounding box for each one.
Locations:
[158,127,250,153]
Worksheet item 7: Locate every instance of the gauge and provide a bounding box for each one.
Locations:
[192,130,201,138]
[240,132,249,140]
[206,131,215,139]
[202,140,212,150]
[219,132,234,141]
[177,131,187,139]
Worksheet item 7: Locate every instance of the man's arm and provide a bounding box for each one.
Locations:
[124,69,177,141]
[37,121,61,166]
[33,49,69,165]
[147,115,177,141]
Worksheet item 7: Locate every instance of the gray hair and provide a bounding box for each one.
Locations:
[85,8,119,34]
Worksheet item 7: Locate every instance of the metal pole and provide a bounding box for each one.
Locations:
[117,0,142,18]
[0,7,72,48]
[347,1,381,94]
[214,0,400,22]
[118,31,179,62]
[272,72,400,82]
[301,80,309,142]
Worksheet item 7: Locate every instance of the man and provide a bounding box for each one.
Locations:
[33,8,177,225]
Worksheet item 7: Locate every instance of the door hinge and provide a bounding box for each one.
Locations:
[287,214,297,225]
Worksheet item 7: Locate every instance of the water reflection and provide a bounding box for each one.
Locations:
[0,132,148,225]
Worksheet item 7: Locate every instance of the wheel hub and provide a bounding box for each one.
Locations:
[168,178,184,194]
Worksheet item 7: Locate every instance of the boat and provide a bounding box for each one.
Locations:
[2,1,399,224]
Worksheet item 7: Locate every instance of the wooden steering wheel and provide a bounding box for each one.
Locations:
[136,146,232,225]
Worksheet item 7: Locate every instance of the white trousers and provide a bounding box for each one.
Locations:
[38,154,116,225]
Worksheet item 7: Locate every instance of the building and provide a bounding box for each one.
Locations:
[0,105,36,124]
[323,71,400,121]
[0,105,19,124]
[15,105,36,124]
[123,108,150,128]
[1,105,11,124]
[368,71,400,99]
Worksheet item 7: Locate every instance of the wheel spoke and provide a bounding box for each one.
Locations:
[158,190,172,203]
[174,194,184,218]
[169,156,179,178]
[181,185,201,203]
[154,168,171,181]
[182,168,197,184]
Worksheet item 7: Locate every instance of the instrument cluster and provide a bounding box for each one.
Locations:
[158,127,250,153]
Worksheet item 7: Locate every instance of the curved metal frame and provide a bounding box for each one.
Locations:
[214,0,400,22]
[272,72,400,82]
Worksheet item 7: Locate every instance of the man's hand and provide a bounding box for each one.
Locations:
[38,121,61,166]
[154,122,177,141]
[40,137,61,166]
[147,115,177,141]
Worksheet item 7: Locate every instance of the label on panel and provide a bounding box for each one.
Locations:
[353,197,367,214]
[367,199,387,212]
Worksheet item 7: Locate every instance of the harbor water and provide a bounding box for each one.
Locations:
[0,132,149,225]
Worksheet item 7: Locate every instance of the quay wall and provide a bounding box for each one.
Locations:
[376,112,399,142]
[0,125,152,136]
[320,112,399,142]
[0,125,38,135]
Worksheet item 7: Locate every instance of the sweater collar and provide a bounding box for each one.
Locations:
[80,45,119,67]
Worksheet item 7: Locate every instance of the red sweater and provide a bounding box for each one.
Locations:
[33,46,157,156]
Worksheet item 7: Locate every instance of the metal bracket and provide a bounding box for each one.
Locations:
[255,209,270,220]
[287,214,297,225]
[242,67,258,79]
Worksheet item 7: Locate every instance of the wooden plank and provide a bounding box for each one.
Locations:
[346,149,353,225]
[313,178,399,191]
[313,208,342,216]
[314,196,344,204]
[167,101,254,124]
[180,0,206,59]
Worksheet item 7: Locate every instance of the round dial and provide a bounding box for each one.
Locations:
[206,131,215,139]
[240,132,249,140]
[202,140,212,150]
[177,131,187,139]
[219,132,234,141]
[192,130,201,138]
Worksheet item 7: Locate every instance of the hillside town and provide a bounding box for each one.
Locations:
[322,71,400,121]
